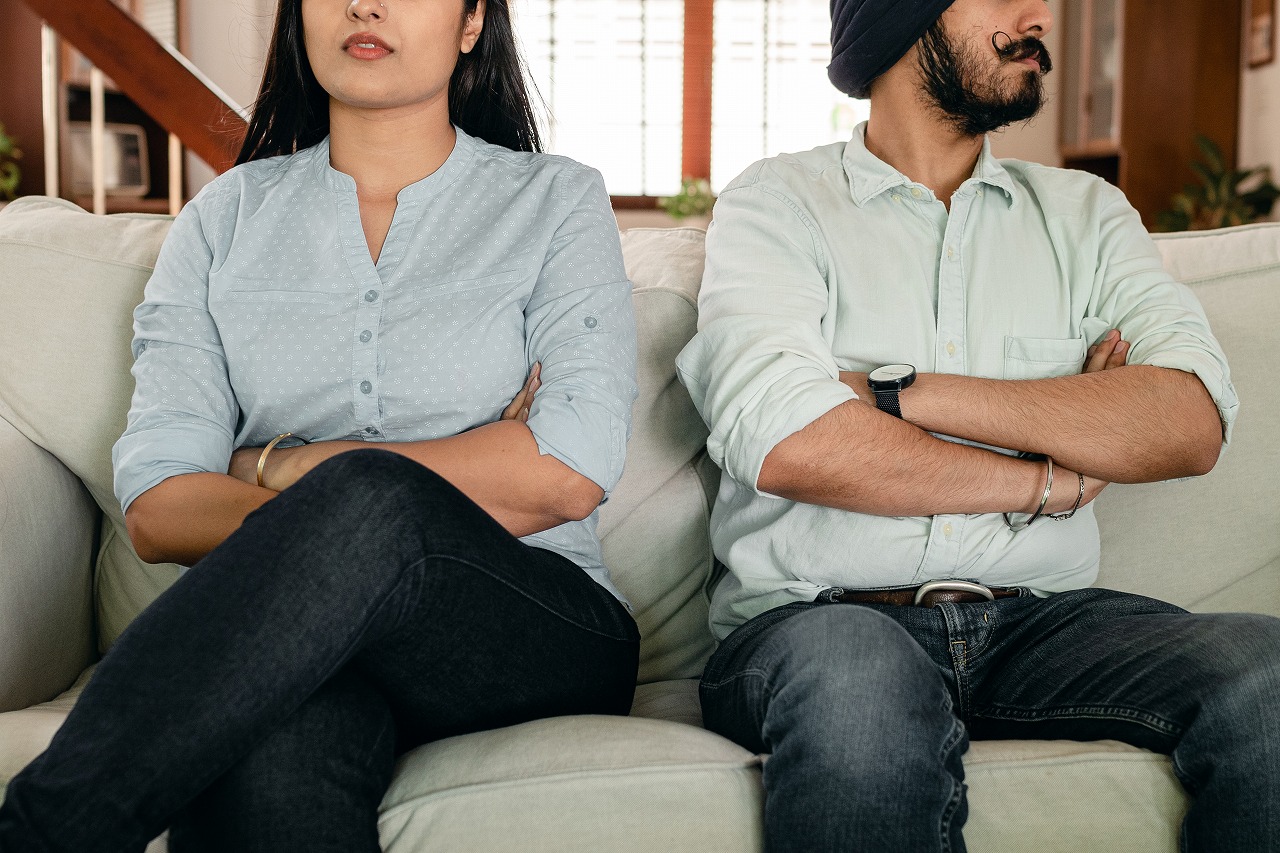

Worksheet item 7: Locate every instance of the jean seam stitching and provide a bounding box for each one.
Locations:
[1168,747,1199,797]
[937,715,966,853]
[416,551,635,642]
[972,703,1184,736]
[950,639,971,719]
[700,668,771,692]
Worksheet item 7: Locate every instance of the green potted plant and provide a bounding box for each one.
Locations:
[0,122,22,201]
[658,177,715,223]
[1157,135,1279,232]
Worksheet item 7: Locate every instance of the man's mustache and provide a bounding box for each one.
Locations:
[992,33,1053,74]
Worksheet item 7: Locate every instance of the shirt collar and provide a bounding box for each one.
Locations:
[310,126,476,199]
[842,121,1018,209]
[969,136,1018,207]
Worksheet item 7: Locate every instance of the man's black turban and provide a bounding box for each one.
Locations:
[828,0,957,98]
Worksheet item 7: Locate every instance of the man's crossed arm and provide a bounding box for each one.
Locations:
[758,331,1223,518]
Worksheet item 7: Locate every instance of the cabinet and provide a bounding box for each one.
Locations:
[1059,0,1241,227]
[0,0,47,198]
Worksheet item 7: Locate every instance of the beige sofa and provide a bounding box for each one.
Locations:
[1,195,1277,852]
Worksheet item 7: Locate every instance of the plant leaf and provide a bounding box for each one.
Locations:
[1190,162,1216,189]
[1195,135,1225,173]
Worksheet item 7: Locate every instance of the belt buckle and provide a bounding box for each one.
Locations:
[912,579,995,606]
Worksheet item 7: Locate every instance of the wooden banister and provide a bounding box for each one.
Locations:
[20,0,248,173]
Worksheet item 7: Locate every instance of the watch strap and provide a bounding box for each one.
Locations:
[873,388,903,418]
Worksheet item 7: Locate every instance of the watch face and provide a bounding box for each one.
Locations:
[869,364,914,383]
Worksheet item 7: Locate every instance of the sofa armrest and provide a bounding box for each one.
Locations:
[0,416,97,712]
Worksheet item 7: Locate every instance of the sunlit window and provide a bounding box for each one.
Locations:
[520,0,868,197]
[711,0,868,189]
[521,0,684,197]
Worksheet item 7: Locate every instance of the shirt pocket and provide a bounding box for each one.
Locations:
[1003,335,1087,380]
[215,276,347,305]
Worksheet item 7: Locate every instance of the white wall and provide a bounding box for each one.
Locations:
[987,0,1064,166]
[183,0,275,193]
[1240,57,1280,222]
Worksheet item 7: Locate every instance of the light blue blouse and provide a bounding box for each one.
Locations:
[112,129,638,600]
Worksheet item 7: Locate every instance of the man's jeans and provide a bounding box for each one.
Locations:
[700,588,1280,853]
[0,450,640,853]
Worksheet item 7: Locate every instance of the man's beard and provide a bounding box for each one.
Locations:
[917,20,1052,137]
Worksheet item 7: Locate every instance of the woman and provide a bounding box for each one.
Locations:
[0,1,640,850]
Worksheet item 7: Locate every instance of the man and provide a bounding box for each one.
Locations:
[674,0,1280,850]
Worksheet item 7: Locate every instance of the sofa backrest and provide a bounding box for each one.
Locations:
[0,197,181,653]
[601,229,719,682]
[1096,225,1280,614]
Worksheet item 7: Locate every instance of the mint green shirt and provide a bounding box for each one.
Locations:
[676,123,1237,639]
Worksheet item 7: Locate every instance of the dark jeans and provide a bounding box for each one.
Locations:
[700,588,1280,853]
[0,450,640,853]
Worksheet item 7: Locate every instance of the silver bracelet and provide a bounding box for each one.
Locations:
[1003,456,1053,533]
[1047,471,1085,520]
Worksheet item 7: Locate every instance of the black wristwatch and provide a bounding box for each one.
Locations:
[867,364,917,418]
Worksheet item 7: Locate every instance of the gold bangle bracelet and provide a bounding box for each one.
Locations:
[256,433,294,489]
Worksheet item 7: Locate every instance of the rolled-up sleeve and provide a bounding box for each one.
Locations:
[1090,185,1239,445]
[675,178,858,494]
[523,168,638,497]
[112,190,239,512]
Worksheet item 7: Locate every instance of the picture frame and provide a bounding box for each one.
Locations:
[1249,0,1276,68]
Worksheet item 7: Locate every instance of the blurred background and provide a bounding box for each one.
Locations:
[1,0,1276,230]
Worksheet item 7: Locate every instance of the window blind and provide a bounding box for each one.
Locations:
[710,0,868,189]
[522,0,684,196]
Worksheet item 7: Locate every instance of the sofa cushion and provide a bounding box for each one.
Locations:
[2,669,1189,853]
[603,228,718,683]
[0,666,94,801]
[1094,224,1280,614]
[0,670,761,853]
[0,197,181,652]
[0,418,96,712]
[963,738,1185,851]
[378,712,763,852]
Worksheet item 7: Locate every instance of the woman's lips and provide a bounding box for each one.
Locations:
[343,32,393,60]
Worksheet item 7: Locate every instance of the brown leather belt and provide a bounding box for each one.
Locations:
[824,581,1021,608]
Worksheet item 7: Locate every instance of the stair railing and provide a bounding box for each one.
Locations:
[22,0,249,214]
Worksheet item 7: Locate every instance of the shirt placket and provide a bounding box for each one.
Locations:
[336,188,386,436]
[920,187,977,579]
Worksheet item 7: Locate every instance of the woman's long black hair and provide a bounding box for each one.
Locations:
[236,0,543,165]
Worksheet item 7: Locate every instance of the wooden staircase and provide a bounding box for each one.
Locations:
[21,0,247,175]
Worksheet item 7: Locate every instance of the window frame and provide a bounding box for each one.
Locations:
[580,0,840,207]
